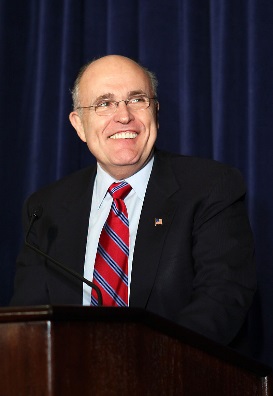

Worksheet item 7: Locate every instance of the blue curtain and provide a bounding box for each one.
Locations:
[1,0,273,367]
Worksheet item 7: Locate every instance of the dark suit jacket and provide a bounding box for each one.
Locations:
[10,150,256,346]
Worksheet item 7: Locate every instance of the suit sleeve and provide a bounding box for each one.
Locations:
[178,167,256,345]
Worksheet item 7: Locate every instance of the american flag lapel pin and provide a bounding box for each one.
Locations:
[155,218,163,226]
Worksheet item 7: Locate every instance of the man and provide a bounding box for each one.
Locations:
[10,55,256,347]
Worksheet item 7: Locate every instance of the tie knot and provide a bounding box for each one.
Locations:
[109,182,132,200]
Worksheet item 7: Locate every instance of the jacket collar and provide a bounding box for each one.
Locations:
[130,150,180,307]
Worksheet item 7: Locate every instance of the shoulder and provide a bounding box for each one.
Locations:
[26,165,97,209]
[154,149,246,194]
[156,149,238,171]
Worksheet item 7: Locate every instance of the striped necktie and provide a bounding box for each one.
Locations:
[91,181,132,306]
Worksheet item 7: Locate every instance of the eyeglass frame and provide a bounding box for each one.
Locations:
[75,95,157,116]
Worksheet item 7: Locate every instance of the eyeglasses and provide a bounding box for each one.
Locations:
[75,95,157,116]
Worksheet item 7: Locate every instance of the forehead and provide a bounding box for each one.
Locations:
[79,59,152,100]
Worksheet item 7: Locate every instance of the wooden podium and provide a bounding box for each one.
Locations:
[0,306,271,395]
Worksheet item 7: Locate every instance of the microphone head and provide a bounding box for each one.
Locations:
[32,206,43,219]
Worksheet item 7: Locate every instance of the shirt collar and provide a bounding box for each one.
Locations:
[95,156,154,209]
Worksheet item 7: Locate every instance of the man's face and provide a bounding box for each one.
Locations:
[69,56,158,179]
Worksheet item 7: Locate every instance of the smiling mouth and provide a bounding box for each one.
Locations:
[109,132,138,139]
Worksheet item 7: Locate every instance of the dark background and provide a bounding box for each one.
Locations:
[1,0,272,367]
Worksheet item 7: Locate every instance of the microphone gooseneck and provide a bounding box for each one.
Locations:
[25,207,103,306]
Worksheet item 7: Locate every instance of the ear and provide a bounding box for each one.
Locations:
[156,101,160,129]
[69,111,87,142]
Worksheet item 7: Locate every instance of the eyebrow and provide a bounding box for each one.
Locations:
[93,93,115,103]
[93,90,147,103]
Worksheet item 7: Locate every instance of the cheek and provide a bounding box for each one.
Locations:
[84,122,111,156]
[83,119,107,143]
[145,118,158,142]
[147,130,157,149]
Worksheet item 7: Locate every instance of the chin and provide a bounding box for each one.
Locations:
[111,152,142,166]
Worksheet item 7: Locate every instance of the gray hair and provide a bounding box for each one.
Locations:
[71,58,158,111]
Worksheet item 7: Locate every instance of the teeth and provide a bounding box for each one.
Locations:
[110,132,137,139]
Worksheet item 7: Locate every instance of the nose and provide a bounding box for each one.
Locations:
[113,101,134,124]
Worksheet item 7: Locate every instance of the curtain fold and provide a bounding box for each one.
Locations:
[1,0,272,367]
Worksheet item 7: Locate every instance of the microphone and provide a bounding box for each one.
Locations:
[25,206,103,306]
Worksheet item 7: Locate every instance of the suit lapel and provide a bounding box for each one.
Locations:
[49,167,96,303]
[130,152,179,307]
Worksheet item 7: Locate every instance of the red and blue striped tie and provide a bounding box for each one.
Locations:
[91,181,132,306]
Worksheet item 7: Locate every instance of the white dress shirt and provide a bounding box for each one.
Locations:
[83,157,154,305]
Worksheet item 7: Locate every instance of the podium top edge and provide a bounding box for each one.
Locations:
[0,305,272,378]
